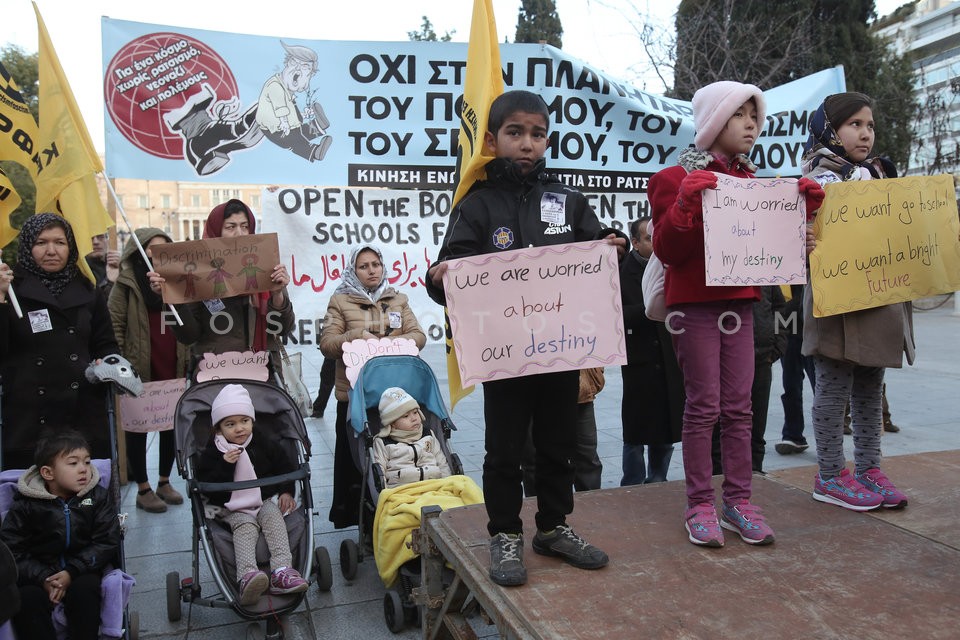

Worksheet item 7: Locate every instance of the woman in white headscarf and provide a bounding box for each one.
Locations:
[319,244,426,529]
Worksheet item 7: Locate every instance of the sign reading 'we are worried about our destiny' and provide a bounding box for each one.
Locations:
[443,240,627,385]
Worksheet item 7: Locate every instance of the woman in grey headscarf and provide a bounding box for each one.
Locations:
[319,244,426,529]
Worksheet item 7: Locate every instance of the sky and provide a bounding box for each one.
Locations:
[5,0,906,154]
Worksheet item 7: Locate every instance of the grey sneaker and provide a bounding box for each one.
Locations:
[532,525,608,569]
[489,533,526,586]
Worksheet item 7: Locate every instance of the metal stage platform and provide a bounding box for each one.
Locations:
[417,450,960,639]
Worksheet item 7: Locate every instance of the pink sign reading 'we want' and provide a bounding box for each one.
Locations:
[443,240,627,385]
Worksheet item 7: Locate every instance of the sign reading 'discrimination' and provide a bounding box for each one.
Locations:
[443,240,626,385]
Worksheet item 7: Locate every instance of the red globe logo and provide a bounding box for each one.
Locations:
[104,33,238,159]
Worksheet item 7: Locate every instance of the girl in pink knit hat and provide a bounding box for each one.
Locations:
[647,81,825,548]
[195,384,308,605]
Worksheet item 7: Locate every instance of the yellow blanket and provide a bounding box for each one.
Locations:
[373,475,484,587]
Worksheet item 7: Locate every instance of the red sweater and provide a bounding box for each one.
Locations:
[648,155,760,307]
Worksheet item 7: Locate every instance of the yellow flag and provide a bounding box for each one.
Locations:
[0,167,22,248]
[0,59,39,247]
[34,3,112,282]
[445,0,504,410]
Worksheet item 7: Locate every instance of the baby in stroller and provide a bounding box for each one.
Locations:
[195,384,309,605]
[373,387,451,488]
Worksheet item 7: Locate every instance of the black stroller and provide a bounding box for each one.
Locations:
[340,354,464,632]
[167,379,332,640]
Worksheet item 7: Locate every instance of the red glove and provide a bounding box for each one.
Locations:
[677,170,718,220]
[798,177,825,219]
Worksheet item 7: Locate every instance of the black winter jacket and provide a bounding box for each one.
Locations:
[195,426,296,508]
[427,158,619,305]
[0,271,119,468]
[0,465,120,585]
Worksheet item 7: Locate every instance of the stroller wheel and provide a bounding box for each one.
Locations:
[314,545,333,591]
[384,589,405,633]
[340,539,359,581]
[166,571,182,622]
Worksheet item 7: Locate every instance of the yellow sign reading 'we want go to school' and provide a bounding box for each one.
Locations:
[810,174,960,317]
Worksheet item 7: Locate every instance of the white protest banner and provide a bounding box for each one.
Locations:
[118,378,186,433]
[196,350,270,382]
[342,338,420,388]
[702,175,807,285]
[102,17,844,188]
[443,240,626,385]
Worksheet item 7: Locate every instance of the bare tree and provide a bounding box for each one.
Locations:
[672,0,815,99]
[911,70,960,176]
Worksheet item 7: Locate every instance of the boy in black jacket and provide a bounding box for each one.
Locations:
[427,90,625,586]
[0,431,120,640]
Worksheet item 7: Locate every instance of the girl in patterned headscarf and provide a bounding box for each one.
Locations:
[800,92,914,513]
[0,213,119,469]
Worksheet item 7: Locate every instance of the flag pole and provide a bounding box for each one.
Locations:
[103,176,183,326]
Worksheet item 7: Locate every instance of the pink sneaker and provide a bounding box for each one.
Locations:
[237,570,269,605]
[720,501,775,545]
[813,469,883,511]
[684,503,724,547]
[855,468,908,509]
[270,566,308,595]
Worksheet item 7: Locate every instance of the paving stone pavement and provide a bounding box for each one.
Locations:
[124,303,959,639]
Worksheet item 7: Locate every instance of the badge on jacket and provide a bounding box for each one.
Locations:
[540,192,566,224]
[492,226,514,250]
[28,309,53,333]
[388,311,402,329]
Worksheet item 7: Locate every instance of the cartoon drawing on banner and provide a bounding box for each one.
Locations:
[179,262,199,298]
[206,257,232,297]
[159,40,332,176]
[239,254,267,291]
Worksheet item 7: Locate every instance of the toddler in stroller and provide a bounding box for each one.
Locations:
[344,355,482,632]
[168,378,331,637]
[195,384,309,605]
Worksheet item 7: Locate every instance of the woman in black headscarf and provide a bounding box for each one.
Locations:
[0,214,119,470]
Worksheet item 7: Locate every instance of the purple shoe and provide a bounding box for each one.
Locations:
[269,566,308,595]
[856,468,908,509]
[813,469,883,511]
[720,501,775,545]
[684,503,724,547]
[237,570,269,605]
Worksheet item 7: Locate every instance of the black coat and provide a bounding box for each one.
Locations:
[195,426,296,507]
[619,250,684,445]
[426,157,619,305]
[754,286,788,364]
[0,271,119,468]
[0,467,120,585]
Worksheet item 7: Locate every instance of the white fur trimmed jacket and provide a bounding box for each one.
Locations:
[372,435,451,489]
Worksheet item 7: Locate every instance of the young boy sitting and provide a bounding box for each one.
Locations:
[372,387,451,488]
[0,431,121,640]
[426,89,626,586]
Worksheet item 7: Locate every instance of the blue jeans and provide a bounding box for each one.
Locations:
[621,443,675,485]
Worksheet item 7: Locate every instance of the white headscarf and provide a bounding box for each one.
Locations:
[334,244,389,303]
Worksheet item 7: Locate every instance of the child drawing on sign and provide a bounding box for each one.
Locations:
[238,254,267,291]
[207,258,233,298]
[177,261,199,299]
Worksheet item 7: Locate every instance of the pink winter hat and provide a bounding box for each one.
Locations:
[692,81,766,151]
[211,384,256,426]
